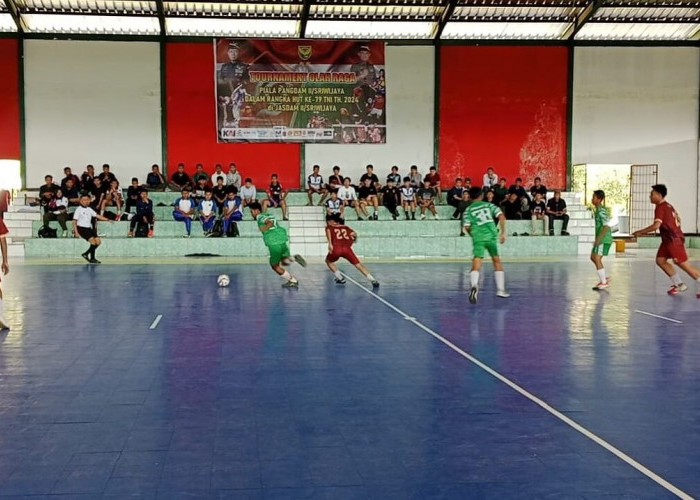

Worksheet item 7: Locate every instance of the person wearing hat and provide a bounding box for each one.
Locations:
[350,45,377,86]
[217,41,250,96]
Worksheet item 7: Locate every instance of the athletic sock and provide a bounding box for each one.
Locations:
[470,270,479,288]
[671,273,682,286]
[597,268,606,284]
[366,274,375,282]
[333,270,343,280]
[281,270,293,281]
[89,244,97,259]
[495,270,505,291]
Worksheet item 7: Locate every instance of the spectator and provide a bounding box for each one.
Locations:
[530,192,548,236]
[63,178,80,207]
[493,177,508,205]
[360,165,380,190]
[485,190,497,205]
[358,177,379,220]
[212,176,227,214]
[100,180,123,218]
[43,188,69,237]
[381,177,401,220]
[464,177,472,190]
[338,177,363,220]
[423,166,442,203]
[227,163,242,189]
[172,189,196,237]
[193,177,209,204]
[501,192,523,220]
[508,177,530,203]
[327,166,344,193]
[325,190,344,219]
[262,174,288,220]
[80,165,95,193]
[482,167,498,191]
[530,177,548,200]
[99,164,117,185]
[125,177,141,213]
[546,189,570,236]
[128,189,154,238]
[307,165,327,206]
[199,190,217,236]
[39,175,59,200]
[192,164,209,186]
[240,178,257,208]
[61,167,80,193]
[417,179,439,220]
[211,164,226,186]
[146,164,167,191]
[222,188,243,236]
[89,177,106,211]
[400,177,417,220]
[169,163,192,191]
[386,166,401,185]
[447,178,467,219]
[409,165,422,191]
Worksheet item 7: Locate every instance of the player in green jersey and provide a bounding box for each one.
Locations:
[463,187,509,304]
[590,190,613,291]
[248,202,306,288]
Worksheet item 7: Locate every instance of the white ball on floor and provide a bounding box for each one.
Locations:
[217,274,230,287]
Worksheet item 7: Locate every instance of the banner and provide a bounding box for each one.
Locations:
[214,39,386,144]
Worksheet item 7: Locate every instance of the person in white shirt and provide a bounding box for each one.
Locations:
[337,177,363,219]
[482,167,498,191]
[172,189,196,237]
[307,165,328,206]
[239,178,257,208]
[401,177,417,220]
[199,190,217,236]
[73,193,113,263]
[43,189,69,237]
[211,164,227,186]
[226,163,242,189]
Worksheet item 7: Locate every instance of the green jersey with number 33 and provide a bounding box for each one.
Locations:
[464,201,502,243]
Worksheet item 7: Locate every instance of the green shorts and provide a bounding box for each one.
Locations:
[473,240,499,259]
[592,243,611,257]
[268,242,291,266]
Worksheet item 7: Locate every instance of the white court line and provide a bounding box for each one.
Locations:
[634,310,683,324]
[149,314,163,330]
[342,273,694,500]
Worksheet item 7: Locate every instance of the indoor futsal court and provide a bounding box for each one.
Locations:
[1,254,699,498]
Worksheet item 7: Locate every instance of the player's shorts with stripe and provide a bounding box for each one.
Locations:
[473,240,499,259]
[77,226,96,241]
[268,242,291,266]
[657,238,688,263]
[591,243,611,257]
[326,247,360,266]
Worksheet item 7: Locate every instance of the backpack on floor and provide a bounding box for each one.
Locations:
[38,225,57,238]
[210,219,223,238]
[227,220,239,238]
[134,222,149,238]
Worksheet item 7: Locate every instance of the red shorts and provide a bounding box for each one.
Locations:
[657,238,688,263]
[326,247,359,266]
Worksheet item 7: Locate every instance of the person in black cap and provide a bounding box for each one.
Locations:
[218,42,250,92]
[350,45,377,86]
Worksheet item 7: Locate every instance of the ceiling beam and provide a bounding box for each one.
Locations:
[563,0,603,40]
[435,0,457,40]
[155,0,165,36]
[299,0,311,37]
[4,0,23,33]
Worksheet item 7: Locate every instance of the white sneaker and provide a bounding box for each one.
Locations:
[676,283,688,292]
[434,215,440,220]
[420,214,426,220]
[592,281,610,291]
[61,230,67,238]
[496,290,510,298]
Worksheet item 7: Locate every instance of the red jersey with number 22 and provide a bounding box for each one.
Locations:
[654,201,684,242]
[329,225,354,249]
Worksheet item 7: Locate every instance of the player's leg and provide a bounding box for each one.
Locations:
[655,243,685,294]
[270,245,298,287]
[590,245,609,290]
[676,259,700,297]
[342,249,378,287]
[469,252,484,304]
[486,241,508,298]
[87,235,101,263]
[326,254,345,284]
[307,188,314,206]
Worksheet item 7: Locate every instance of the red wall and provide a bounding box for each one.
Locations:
[166,42,301,188]
[0,38,20,160]
[438,46,568,189]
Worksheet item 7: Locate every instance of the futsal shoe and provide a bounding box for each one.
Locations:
[469,286,478,304]
[89,258,101,264]
[334,277,346,284]
[592,281,610,291]
[667,283,688,295]
[81,252,91,263]
[282,279,299,288]
[371,280,380,289]
[293,255,307,268]
[496,290,510,298]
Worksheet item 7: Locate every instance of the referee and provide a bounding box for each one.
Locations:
[73,194,112,264]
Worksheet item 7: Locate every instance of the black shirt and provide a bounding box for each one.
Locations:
[417,187,435,200]
[127,185,141,200]
[360,173,379,185]
[386,173,401,185]
[135,198,154,217]
[508,185,529,200]
[80,172,95,191]
[39,183,59,198]
[99,172,117,185]
[171,172,191,187]
[381,186,401,204]
[63,185,80,205]
[269,182,283,199]
[546,198,567,214]
[358,185,377,199]
[530,185,547,199]
[531,200,546,216]
[447,186,465,204]
[147,172,164,187]
[327,174,344,190]
[501,200,522,220]
[212,186,227,203]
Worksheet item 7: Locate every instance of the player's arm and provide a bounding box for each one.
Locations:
[633,220,661,237]
[594,224,610,246]
[0,234,8,275]
[497,213,506,244]
[325,227,333,252]
[72,218,79,237]
[258,218,275,232]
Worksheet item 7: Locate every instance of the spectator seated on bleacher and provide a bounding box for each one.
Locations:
[89,177,106,211]
[125,177,141,213]
[99,164,117,186]
[546,189,570,236]
[211,164,226,186]
[39,175,59,200]
[530,177,548,200]
[263,174,288,220]
[193,178,209,204]
[327,166,344,194]
[409,165,422,192]
[417,179,439,220]
[530,192,548,236]
[358,177,379,220]
[401,177,417,220]
[386,166,401,186]
[100,180,123,218]
[240,178,257,209]
[227,163,242,189]
[307,165,328,206]
[485,189,497,206]
[172,189,196,238]
[360,165,381,191]
[508,177,530,204]
[146,164,167,191]
[199,190,217,236]
[192,164,209,187]
[63,178,80,207]
[212,176,227,214]
[381,177,401,220]
[338,178,363,220]
[493,177,508,205]
[501,192,523,220]
[222,188,243,236]
[169,163,192,192]
[424,166,442,203]
[482,167,498,192]
[42,188,69,237]
[325,190,343,219]
[80,165,95,194]
[61,167,80,193]
[447,178,467,219]
[128,189,154,238]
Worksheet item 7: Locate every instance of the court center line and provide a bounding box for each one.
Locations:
[149,314,163,330]
[634,310,683,324]
[341,273,693,500]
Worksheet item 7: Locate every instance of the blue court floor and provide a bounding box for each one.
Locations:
[1,255,699,499]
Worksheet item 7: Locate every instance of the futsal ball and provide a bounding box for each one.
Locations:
[217,274,230,287]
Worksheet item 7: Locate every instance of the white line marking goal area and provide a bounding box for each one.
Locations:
[341,273,694,500]
[634,309,683,324]
[149,314,163,330]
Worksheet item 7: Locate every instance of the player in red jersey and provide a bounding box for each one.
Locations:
[0,217,10,329]
[633,184,700,297]
[325,214,379,288]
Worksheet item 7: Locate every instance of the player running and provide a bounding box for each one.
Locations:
[325,214,379,288]
[463,187,509,304]
[591,190,613,290]
[248,202,306,288]
[633,184,700,297]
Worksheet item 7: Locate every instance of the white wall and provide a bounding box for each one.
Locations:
[24,40,161,188]
[572,47,700,232]
[304,45,435,184]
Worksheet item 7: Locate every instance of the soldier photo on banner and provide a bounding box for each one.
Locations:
[213,39,386,144]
